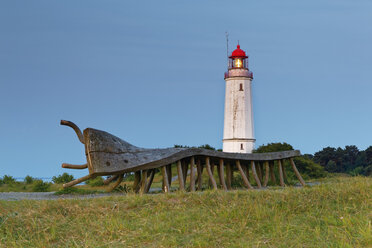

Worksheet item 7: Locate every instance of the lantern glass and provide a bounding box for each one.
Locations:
[234,58,243,68]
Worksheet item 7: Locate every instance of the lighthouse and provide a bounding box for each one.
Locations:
[223,44,255,153]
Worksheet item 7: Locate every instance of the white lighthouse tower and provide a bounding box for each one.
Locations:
[223,44,255,153]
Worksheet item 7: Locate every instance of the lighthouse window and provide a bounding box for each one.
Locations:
[239,84,243,91]
[240,144,244,150]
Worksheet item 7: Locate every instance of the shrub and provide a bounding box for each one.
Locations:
[32,180,51,192]
[294,156,327,178]
[24,175,35,184]
[0,178,3,186]
[52,173,74,184]
[85,176,104,186]
[2,175,16,184]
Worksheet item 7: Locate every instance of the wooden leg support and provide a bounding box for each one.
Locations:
[226,163,232,190]
[139,170,148,194]
[263,161,270,187]
[107,174,124,192]
[290,158,306,186]
[251,161,262,188]
[190,157,196,192]
[236,160,253,189]
[219,159,227,191]
[63,174,92,188]
[269,161,276,184]
[144,169,155,193]
[206,157,217,190]
[133,171,141,193]
[104,175,119,185]
[166,164,172,187]
[196,159,203,190]
[177,160,185,191]
[161,166,170,193]
[278,160,285,187]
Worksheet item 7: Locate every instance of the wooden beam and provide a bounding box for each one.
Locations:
[263,161,270,187]
[103,175,119,185]
[259,162,264,181]
[243,163,250,180]
[282,159,288,182]
[256,162,263,181]
[209,163,215,187]
[62,163,88,169]
[190,157,196,192]
[278,160,285,187]
[251,161,262,188]
[139,170,148,194]
[63,174,92,188]
[226,162,232,190]
[236,160,253,189]
[166,164,172,187]
[182,160,188,184]
[144,169,155,193]
[107,174,124,192]
[133,171,141,193]
[219,159,228,190]
[205,157,217,190]
[161,166,170,193]
[269,161,276,184]
[196,159,203,190]
[290,158,306,186]
[177,160,185,190]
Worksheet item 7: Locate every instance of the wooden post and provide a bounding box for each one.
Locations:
[103,175,119,185]
[196,159,203,190]
[166,164,172,187]
[263,161,270,187]
[282,159,288,182]
[226,162,232,190]
[269,161,276,184]
[190,156,196,192]
[259,162,264,181]
[209,163,215,187]
[219,159,228,190]
[177,160,185,191]
[206,157,217,190]
[256,162,263,182]
[290,158,306,186]
[243,163,250,181]
[236,160,253,189]
[107,174,124,192]
[144,169,155,193]
[278,160,285,187]
[182,160,188,184]
[133,171,141,193]
[251,161,262,188]
[161,166,170,193]
[63,174,92,188]
[139,170,148,194]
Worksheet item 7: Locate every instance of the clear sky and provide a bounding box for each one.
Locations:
[1,0,371,178]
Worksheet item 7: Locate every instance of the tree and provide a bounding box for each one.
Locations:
[52,173,74,184]
[253,142,293,153]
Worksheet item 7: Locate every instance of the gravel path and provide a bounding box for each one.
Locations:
[0,192,123,201]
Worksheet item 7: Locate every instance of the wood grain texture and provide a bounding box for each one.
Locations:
[161,166,170,193]
[219,159,227,191]
[278,160,285,187]
[290,158,306,186]
[190,157,196,192]
[177,160,185,191]
[206,157,217,190]
[251,161,262,188]
[236,160,253,189]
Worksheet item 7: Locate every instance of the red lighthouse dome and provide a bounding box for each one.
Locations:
[230,44,248,58]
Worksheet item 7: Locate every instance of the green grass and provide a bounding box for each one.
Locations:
[0,176,371,247]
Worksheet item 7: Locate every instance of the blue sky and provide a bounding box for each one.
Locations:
[1,0,371,178]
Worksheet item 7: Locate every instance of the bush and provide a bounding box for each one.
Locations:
[85,176,104,186]
[0,178,3,186]
[294,156,327,178]
[32,180,51,192]
[2,175,16,184]
[24,175,35,184]
[52,173,74,184]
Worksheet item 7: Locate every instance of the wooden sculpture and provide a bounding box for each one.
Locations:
[60,120,306,193]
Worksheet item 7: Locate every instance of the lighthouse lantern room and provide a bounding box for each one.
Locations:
[223,44,255,153]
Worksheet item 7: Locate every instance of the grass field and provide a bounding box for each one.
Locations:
[0,176,371,247]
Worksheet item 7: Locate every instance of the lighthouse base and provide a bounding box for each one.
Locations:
[223,139,255,153]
